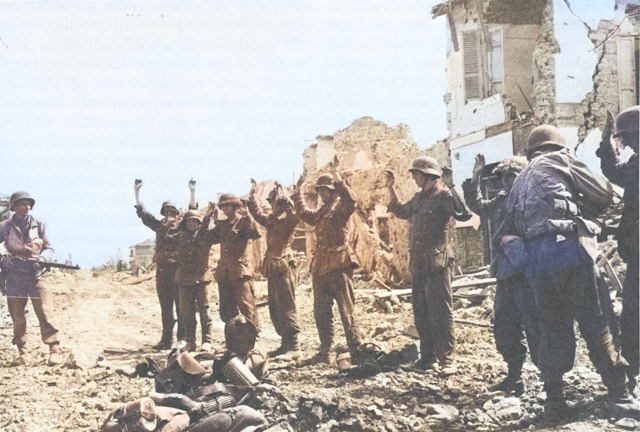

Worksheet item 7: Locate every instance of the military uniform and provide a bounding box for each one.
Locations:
[135,202,193,346]
[388,182,455,367]
[210,211,261,329]
[1,194,59,356]
[463,179,538,383]
[247,195,300,349]
[173,211,216,349]
[597,106,639,392]
[507,144,630,411]
[293,179,363,355]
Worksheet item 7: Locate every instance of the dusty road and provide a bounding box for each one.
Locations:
[0,269,634,431]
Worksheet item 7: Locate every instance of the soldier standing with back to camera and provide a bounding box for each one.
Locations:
[134,179,198,350]
[384,156,457,376]
[248,180,301,356]
[506,125,639,421]
[0,191,61,366]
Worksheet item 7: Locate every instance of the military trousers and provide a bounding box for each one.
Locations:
[178,282,214,345]
[267,264,300,341]
[157,262,183,343]
[217,276,259,330]
[525,235,627,391]
[311,268,362,351]
[411,268,453,364]
[6,279,59,348]
[621,256,639,385]
[493,274,539,372]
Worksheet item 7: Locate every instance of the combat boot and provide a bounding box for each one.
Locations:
[10,345,26,367]
[310,343,333,364]
[492,366,525,395]
[269,334,299,357]
[608,386,640,420]
[543,382,566,422]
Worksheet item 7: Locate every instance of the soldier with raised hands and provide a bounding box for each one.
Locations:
[292,156,363,364]
[247,179,301,356]
[384,156,457,376]
[134,178,197,350]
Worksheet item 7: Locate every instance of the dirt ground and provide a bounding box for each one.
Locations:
[0,268,636,432]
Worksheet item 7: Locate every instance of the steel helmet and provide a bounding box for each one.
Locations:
[409,156,442,177]
[314,173,335,190]
[218,193,242,208]
[613,106,639,138]
[160,200,178,216]
[9,191,35,211]
[182,210,202,224]
[225,314,257,356]
[526,125,566,156]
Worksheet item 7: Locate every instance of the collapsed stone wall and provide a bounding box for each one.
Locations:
[532,0,559,124]
[300,117,475,282]
[579,15,640,141]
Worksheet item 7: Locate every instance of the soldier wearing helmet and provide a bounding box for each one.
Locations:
[597,106,639,396]
[208,192,261,351]
[462,154,534,394]
[171,204,218,353]
[0,191,61,365]
[292,156,364,364]
[133,178,198,350]
[248,179,300,356]
[505,124,640,420]
[384,156,457,376]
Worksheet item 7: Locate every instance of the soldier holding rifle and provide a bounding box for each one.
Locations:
[0,191,62,366]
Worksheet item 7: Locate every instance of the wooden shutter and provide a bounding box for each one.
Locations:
[463,30,482,99]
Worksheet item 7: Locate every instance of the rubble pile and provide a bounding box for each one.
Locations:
[1,268,636,432]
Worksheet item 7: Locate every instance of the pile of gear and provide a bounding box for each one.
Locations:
[100,348,294,432]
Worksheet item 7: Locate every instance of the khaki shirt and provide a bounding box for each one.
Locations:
[247,196,299,276]
[210,214,261,282]
[294,180,357,276]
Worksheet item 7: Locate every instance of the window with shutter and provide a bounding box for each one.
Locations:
[463,31,482,100]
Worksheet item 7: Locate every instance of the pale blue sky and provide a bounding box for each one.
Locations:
[0,1,615,267]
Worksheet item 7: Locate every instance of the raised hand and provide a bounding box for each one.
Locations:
[472,154,485,183]
[383,170,395,188]
[250,178,258,196]
[188,178,196,192]
[134,179,143,190]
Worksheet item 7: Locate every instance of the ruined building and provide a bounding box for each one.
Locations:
[431,0,639,262]
[298,117,466,282]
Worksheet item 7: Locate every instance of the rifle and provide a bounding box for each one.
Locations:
[29,259,80,271]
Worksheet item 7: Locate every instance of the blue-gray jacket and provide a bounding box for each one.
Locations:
[506,149,613,240]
